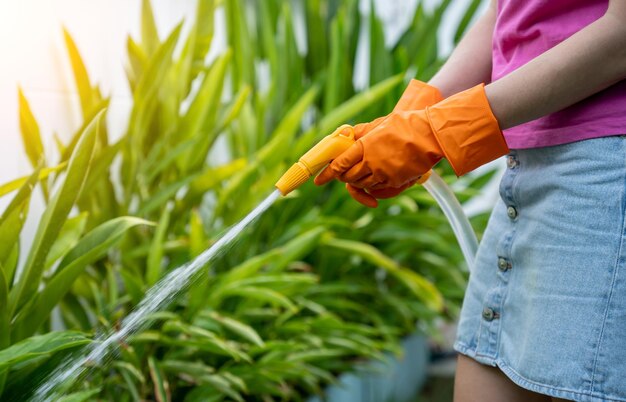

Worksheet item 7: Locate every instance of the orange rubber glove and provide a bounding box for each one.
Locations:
[346,80,443,207]
[352,80,443,139]
[314,84,509,207]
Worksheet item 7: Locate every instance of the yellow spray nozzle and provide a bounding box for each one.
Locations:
[275,124,356,195]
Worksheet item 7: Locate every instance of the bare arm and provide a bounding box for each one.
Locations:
[428,1,497,98]
[485,1,626,130]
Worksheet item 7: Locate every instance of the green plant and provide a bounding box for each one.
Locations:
[0,0,492,400]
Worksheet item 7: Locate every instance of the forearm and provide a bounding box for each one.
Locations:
[428,1,496,98]
[486,6,626,130]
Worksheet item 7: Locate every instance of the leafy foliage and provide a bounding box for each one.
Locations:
[0,0,492,400]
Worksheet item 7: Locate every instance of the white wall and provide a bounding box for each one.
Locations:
[0,1,197,183]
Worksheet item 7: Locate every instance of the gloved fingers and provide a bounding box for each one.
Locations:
[393,80,443,112]
[332,141,365,172]
[314,166,336,186]
[367,187,403,199]
[346,184,378,208]
[368,182,389,190]
[353,123,371,140]
[314,142,365,186]
[368,179,417,199]
[353,116,386,140]
[369,178,417,191]
[351,174,381,189]
[338,161,371,184]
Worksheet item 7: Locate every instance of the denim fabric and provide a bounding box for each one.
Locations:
[454,136,626,401]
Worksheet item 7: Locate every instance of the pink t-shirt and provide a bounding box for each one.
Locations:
[492,0,626,149]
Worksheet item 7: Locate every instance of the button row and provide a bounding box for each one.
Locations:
[480,157,516,325]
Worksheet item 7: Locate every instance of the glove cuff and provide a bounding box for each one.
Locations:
[426,84,509,176]
[394,80,443,112]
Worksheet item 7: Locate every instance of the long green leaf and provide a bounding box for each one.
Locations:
[257,85,320,163]
[146,205,171,285]
[189,209,207,258]
[368,1,393,88]
[191,375,244,402]
[324,9,346,113]
[126,36,148,91]
[0,267,7,395]
[160,360,215,378]
[147,323,249,362]
[18,88,45,168]
[119,369,142,401]
[141,0,160,56]
[0,187,31,268]
[9,111,102,315]
[63,27,100,118]
[185,158,247,204]
[225,0,255,90]
[59,101,109,164]
[218,287,297,312]
[0,269,8,347]
[0,165,39,223]
[304,0,328,75]
[0,331,90,370]
[322,237,444,312]
[137,173,198,216]
[44,212,88,270]
[148,356,169,402]
[215,85,251,132]
[113,361,146,384]
[143,138,197,183]
[57,389,101,402]
[193,0,216,64]
[14,217,152,339]
[218,227,325,289]
[124,23,182,198]
[78,140,123,201]
[205,312,264,346]
[2,247,18,295]
[127,26,180,157]
[178,49,232,172]
[0,163,65,199]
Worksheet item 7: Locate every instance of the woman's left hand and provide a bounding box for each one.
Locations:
[314,109,442,191]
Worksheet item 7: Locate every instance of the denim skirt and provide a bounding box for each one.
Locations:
[454,136,626,401]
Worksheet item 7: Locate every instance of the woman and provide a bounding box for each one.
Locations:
[315,1,626,401]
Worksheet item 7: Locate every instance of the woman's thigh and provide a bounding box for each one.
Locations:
[454,354,552,402]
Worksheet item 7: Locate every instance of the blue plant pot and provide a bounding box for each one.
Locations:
[308,333,429,402]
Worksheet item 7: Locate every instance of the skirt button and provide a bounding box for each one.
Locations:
[498,257,511,271]
[482,307,496,321]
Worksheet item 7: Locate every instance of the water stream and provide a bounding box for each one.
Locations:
[30,190,281,401]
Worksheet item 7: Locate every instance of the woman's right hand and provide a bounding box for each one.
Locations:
[342,80,442,207]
